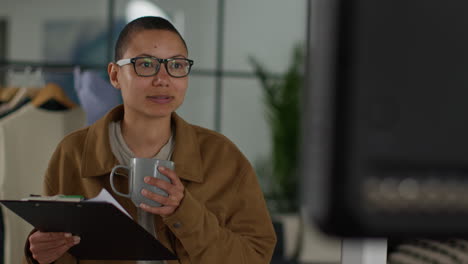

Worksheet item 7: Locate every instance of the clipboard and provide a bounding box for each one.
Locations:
[0,200,177,260]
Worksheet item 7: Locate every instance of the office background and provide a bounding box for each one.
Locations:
[0,0,341,263]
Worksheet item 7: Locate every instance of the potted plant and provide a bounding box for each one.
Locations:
[249,44,304,263]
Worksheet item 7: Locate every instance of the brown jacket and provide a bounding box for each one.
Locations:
[25,105,276,264]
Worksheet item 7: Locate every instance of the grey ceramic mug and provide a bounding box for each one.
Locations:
[110,158,174,207]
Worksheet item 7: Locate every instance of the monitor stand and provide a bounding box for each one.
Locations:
[341,239,387,264]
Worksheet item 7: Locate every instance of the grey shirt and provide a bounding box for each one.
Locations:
[108,120,174,264]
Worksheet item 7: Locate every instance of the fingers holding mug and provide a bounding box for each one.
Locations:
[141,167,185,216]
[141,184,181,207]
[158,166,184,189]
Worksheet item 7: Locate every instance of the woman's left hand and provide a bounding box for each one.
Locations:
[140,166,185,217]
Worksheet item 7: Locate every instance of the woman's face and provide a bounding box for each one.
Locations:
[112,29,189,120]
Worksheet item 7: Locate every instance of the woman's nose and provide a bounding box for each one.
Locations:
[153,64,170,84]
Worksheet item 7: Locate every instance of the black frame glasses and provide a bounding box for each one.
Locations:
[116,56,194,78]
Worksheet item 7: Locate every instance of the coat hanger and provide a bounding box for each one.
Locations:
[0,87,20,103]
[0,67,32,115]
[31,82,77,109]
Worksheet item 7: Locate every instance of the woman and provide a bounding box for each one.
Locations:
[25,16,276,264]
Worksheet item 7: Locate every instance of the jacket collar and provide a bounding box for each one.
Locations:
[81,105,204,183]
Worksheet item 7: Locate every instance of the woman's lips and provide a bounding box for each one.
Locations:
[147,95,173,104]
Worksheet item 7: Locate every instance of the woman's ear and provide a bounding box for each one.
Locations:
[108,63,121,90]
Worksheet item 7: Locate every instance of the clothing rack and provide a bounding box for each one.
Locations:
[0,60,107,72]
[0,61,108,90]
[0,60,268,78]
[0,61,107,107]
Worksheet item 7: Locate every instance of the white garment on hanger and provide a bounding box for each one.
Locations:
[0,87,28,115]
[0,104,86,264]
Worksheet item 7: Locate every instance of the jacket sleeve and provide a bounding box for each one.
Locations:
[162,165,277,263]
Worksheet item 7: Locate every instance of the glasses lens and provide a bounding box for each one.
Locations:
[167,59,191,77]
[134,57,159,76]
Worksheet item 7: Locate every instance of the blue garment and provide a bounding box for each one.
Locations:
[74,69,122,125]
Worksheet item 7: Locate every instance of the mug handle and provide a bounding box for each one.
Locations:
[110,165,131,198]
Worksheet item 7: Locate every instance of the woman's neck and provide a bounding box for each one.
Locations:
[120,113,172,158]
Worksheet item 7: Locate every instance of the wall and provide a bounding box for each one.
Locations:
[0,0,108,62]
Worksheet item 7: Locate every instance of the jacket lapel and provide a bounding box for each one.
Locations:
[80,106,122,178]
[171,112,204,183]
[79,105,204,184]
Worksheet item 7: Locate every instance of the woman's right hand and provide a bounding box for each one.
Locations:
[29,231,80,264]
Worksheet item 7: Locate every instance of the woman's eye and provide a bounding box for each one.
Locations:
[137,58,155,68]
[171,61,186,69]
[140,62,153,68]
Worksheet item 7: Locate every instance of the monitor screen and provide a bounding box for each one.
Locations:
[301,0,468,237]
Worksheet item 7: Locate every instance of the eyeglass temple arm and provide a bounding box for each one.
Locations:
[116,58,132,66]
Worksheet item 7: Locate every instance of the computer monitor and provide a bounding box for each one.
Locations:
[301,0,468,237]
